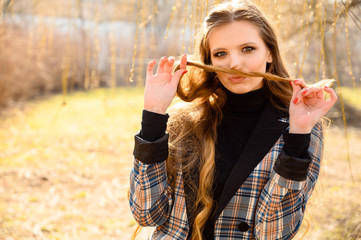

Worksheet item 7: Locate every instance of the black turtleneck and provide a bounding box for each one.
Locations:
[213,86,267,205]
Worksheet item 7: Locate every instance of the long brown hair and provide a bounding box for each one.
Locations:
[165,1,296,239]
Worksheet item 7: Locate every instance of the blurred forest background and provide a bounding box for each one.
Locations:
[0,0,360,103]
[0,0,361,239]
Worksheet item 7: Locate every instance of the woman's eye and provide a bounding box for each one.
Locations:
[214,51,227,57]
[242,47,255,52]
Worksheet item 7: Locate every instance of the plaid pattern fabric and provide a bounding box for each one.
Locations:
[129,122,323,240]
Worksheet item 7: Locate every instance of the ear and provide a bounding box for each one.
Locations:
[267,51,273,63]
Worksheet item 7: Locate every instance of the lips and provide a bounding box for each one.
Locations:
[229,75,246,83]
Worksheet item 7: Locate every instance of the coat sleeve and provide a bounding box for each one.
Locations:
[254,122,323,240]
[129,132,173,227]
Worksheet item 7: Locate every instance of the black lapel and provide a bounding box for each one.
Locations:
[214,100,289,219]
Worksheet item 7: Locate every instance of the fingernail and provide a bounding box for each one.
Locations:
[302,90,307,95]
[182,70,188,76]
[293,97,298,104]
[324,86,328,89]
[289,81,292,85]
[294,79,299,82]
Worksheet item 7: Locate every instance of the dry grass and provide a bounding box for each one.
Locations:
[0,87,360,240]
[0,88,144,240]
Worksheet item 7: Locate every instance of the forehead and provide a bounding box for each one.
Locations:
[208,21,264,49]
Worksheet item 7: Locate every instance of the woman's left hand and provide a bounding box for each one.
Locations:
[289,79,338,134]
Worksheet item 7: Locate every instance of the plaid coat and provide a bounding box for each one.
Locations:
[129,101,323,240]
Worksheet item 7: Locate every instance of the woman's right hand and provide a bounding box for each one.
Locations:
[144,54,188,115]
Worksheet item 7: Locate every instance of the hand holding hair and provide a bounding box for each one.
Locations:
[288,79,338,133]
[144,54,188,114]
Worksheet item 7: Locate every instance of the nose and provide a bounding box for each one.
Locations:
[229,52,243,69]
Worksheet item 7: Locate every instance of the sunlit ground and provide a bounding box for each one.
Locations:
[0,87,360,240]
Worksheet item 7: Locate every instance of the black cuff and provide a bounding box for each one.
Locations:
[283,131,310,158]
[133,132,169,164]
[140,110,169,142]
[274,149,311,181]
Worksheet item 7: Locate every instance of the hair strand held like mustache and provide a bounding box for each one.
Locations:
[185,60,334,87]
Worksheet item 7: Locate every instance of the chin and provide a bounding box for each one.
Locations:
[221,80,264,94]
[224,84,259,94]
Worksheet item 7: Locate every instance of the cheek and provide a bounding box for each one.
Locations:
[210,58,227,79]
[247,53,264,68]
[247,54,267,71]
[216,71,227,81]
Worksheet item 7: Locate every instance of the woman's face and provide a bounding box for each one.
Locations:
[208,20,272,94]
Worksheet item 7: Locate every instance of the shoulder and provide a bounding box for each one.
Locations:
[167,100,202,163]
[167,100,201,130]
[166,100,201,144]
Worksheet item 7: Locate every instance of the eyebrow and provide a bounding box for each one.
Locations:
[211,42,258,53]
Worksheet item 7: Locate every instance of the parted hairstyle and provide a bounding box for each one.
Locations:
[165,1,293,239]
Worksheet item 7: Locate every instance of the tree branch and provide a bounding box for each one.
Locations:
[341,0,361,30]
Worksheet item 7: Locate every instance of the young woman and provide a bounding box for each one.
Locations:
[129,1,337,239]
